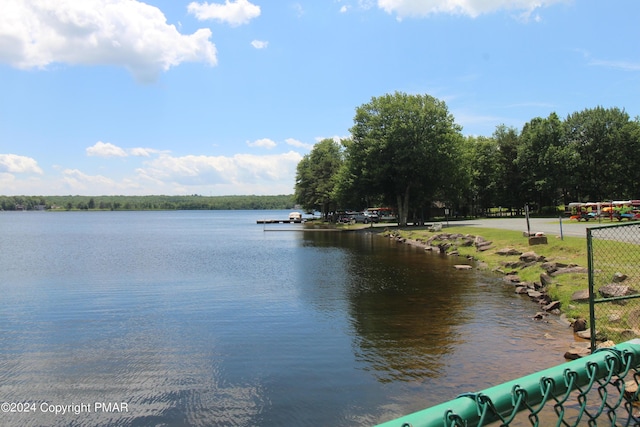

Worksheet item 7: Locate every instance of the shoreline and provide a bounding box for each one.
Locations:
[374,225,596,360]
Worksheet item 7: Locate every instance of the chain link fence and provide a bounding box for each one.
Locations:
[588,223,640,351]
[376,341,640,427]
[374,223,640,427]
[378,222,640,427]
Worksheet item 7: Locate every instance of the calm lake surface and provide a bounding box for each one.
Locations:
[0,210,574,426]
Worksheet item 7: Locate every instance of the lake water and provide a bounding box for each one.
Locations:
[0,210,575,426]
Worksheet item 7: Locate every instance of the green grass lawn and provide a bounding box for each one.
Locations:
[392,225,640,343]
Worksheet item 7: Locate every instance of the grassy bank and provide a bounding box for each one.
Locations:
[388,224,640,344]
[388,226,593,335]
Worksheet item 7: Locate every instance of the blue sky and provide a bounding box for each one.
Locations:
[1,0,639,196]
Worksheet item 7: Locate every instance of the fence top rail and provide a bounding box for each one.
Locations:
[375,339,640,427]
[587,222,640,232]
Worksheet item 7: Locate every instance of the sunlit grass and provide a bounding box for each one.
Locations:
[393,225,640,343]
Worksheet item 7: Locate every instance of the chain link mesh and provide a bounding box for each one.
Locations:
[454,349,639,426]
[379,224,640,427]
[587,223,640,348]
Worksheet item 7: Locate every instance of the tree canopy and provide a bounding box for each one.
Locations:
[294,138,344,218]
[295,97,640,221]
[343,92,464,225]
[6,99,639,219]
[0,194,295,211]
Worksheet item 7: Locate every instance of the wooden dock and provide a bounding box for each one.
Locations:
[256,219,305,224]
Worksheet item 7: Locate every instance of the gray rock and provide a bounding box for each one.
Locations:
[536,294,552,305]
[542,300,561,312]
[476,242,493,251]
[540,272,554,286]
[527,290,543,299]
[541,261,568,272]
[572,318,587,332]
[619,330,638,341]
[519,251,539,262]
[474,235,487,244]
[627,308,640,328]
[528,235,548,245]
[503,261,525,269]
[576,329,592,339]
[612,272,628,283]
[571,289,590,302]
[496,247,522,256]
[599,284,637,299]
[503,275,521,284]
[564,346,591,360]
[460,238,474,247]
[608,313,622,323]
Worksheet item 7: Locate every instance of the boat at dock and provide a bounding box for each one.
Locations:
[257,212,304,224]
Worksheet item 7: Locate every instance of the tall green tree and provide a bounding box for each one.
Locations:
[466,135,500,215]
[346,92,464,225]
[493,125,523,214]
[294,138,344,218]
[518,112,571,210]
[564,107,638,201]
[620,118,640,197]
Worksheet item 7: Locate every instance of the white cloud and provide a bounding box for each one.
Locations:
[86,141,128,158]
[358,0,376,10]
[1,150,303,195]
[62,169,118,191]
[292,3,305,17]
[137,151,302,189]
[247,138,277,149]
[0,173,49,195]
[0,154,44,174]
[572,49,640,72]
[188,0,261,26]
[251,40,268,49]
[589,58,640,72]
[129,147,163,157]
[0,0,217,82]
[285,138,314,150]
[87,142,167,158]
[54,168,152,194]
[376,0,567,20]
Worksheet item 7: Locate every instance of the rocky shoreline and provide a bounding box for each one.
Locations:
[381,229,608,360]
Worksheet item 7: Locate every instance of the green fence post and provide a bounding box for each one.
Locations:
[587,227,597,352]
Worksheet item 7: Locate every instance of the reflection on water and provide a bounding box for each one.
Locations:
[301,230,577,420]
[347,260,468,382]
[0,211,575,426]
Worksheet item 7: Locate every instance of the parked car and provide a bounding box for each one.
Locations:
[336,211,379,224]
[337,213,354,224]
[364,212,379,222]
[351,212,378,223]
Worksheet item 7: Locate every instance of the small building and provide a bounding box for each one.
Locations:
[288,211,302,221]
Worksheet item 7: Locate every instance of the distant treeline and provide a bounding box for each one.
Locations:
[0,195,296,211]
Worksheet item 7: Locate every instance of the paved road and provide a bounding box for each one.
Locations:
[369,217,640,241]
[436,217,640,241]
